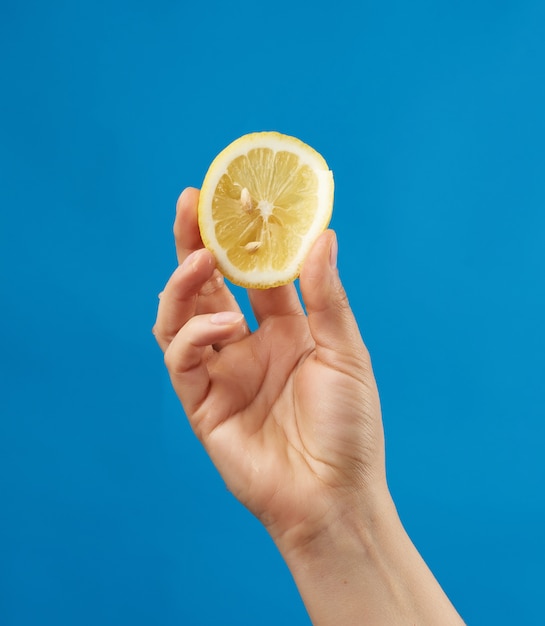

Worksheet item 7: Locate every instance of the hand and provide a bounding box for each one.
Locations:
[153,188,465,625]
[153,188,386,548]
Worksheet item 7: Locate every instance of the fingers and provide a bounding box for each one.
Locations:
[299,230,371,369]
[164,311,247,418]
[173,187,240,316]
[173,187,304,325]
[154,248,222,351]
[248,283,305,325]
[174,187,204,263]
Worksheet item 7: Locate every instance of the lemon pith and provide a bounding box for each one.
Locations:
[198,132,334,289]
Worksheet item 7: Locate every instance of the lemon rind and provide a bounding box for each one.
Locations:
[198,132,334,289]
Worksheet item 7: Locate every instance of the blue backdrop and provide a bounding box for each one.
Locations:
[1,1,544,624]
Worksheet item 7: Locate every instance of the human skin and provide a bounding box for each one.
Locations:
[153,187,465,625]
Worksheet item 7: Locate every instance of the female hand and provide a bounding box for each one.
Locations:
[153,187,386,551]
[154,188,465,625]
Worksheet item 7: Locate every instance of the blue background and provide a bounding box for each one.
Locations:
[1,1,544,624]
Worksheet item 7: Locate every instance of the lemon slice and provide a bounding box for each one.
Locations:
[197,131,334,289]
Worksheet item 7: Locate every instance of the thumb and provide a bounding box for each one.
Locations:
[299,230,370,368]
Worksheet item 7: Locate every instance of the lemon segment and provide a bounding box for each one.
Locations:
[198,132,334,289]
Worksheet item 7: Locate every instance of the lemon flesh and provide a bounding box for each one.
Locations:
[198,132,334,289]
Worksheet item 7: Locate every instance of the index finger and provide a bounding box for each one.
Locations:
[173,186,241,318]
[174,187,204,264]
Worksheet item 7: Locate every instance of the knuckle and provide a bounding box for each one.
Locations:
[152,323,164,344]
[332,282,351,314]
[199,269,224,297]
[153,325,172,353]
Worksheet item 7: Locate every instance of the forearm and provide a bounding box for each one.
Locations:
[277,489,465,626]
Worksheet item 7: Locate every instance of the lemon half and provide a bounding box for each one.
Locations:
[197,132,334,289]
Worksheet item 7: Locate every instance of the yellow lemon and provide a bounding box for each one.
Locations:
[197,131,334,289]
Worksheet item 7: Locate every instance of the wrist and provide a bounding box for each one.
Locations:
[272,483,464,626]
[273,480,395,568]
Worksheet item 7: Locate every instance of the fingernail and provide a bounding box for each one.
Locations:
[210,311,244,325]
[180,249,200,271]
[329,232,338,269]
